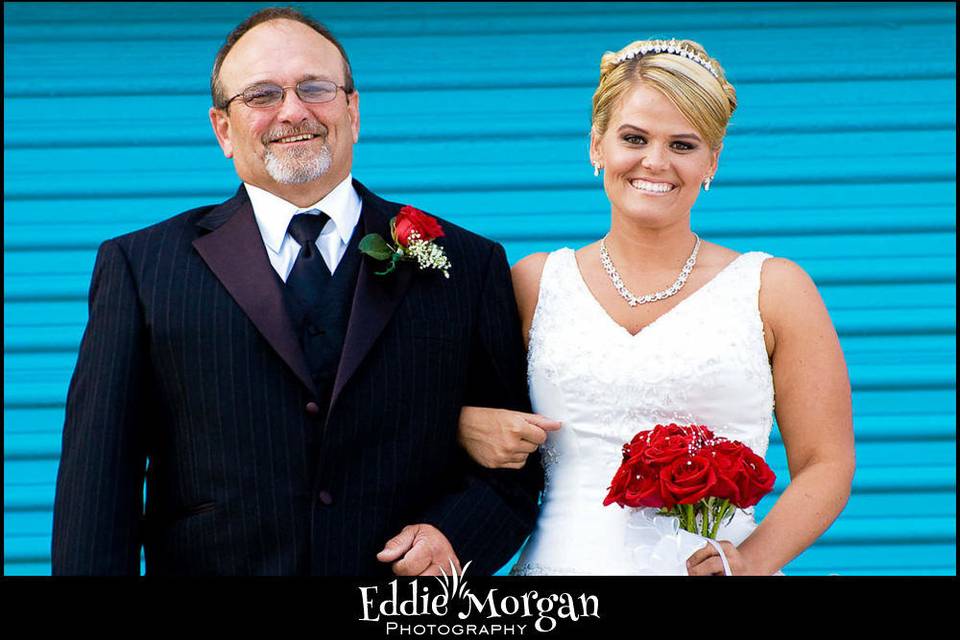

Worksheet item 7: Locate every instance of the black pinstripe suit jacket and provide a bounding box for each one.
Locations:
[52,180,543,576]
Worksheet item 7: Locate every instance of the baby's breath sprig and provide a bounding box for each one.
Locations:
[405,230,452,278]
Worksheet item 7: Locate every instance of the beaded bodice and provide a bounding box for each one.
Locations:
[513,248,775,575]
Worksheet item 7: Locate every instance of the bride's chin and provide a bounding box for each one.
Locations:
[612,207,682,229]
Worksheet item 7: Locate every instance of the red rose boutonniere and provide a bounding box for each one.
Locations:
[359,206,452,278]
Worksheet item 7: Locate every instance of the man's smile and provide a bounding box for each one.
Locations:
[272,133,322,144]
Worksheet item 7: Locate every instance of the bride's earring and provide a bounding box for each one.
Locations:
[703,176,713,191]
[593,162,602,177]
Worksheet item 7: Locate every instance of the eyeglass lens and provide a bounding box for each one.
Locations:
[243,80,339,107]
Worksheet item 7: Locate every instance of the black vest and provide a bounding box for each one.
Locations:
[280,222,363,417]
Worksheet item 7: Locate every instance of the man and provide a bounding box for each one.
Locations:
[52,7,542,576]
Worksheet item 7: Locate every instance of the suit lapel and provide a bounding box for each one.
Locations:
[192,186,317,396]
[329,180,414,412]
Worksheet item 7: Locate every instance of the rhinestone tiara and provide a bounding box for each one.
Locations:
[611,38,720,79]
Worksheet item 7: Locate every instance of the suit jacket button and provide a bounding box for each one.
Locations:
[317,490,334,506]
[305,402,320,415]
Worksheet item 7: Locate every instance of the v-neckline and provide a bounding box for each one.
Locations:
[569,249,750,339]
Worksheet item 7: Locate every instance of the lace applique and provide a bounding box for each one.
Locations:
[540,440,560,493]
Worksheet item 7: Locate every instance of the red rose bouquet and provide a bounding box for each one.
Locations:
[603,424,775,539]
[359,205,452,278]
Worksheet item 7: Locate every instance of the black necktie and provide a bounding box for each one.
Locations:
[285,211,332,308]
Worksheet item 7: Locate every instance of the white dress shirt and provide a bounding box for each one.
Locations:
[245,175,363,281]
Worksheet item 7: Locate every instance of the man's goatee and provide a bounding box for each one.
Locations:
[264,142,333,184]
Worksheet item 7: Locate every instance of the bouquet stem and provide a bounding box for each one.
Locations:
[710,500,733,539]
[660,498,735,540]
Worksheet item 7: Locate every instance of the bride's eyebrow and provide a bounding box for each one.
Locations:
[617,125,702,142]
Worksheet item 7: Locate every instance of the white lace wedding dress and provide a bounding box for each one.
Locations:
[511,248,778,576]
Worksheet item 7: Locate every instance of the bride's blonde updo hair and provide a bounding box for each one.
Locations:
[592,39,737,149]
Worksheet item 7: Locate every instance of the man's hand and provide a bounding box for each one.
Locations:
[376,524,461,576]
[458,407,562,469]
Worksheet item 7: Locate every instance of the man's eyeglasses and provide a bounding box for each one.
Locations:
[222,79,351,110]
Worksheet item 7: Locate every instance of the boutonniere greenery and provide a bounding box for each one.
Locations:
[359,205,452,278]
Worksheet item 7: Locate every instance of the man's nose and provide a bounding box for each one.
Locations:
[275,88,313,123]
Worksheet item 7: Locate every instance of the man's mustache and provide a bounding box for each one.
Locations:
[263,124,328,144]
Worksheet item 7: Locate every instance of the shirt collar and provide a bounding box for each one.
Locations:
[245,174,362,254]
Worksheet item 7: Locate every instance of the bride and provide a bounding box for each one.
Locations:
[456,39,855,575]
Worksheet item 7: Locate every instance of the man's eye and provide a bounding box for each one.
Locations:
[245,86,281,103]
[300,83,336,97]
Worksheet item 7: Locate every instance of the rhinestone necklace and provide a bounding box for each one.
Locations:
[599,234,701,307]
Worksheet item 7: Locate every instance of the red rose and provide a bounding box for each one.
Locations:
[641,424,696,465]
[628,429,652,448]
[620,431,650,463]
[393,206,445,247]
[658,454,718,507]
[603,459,662,508]
[624,466,663,508]
[702,440,746,503]
[734,449,776,508]
[603,462,631,507]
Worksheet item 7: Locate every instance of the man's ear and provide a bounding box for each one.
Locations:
[209,107,234,158]
[348,90,360,143]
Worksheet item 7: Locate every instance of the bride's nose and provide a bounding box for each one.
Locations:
[640,145,670,172]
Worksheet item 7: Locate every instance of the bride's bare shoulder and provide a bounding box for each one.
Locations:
[511,252,551,314]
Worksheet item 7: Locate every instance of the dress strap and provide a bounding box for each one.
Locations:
[720,251,774,314]
[535,248,576,306]
[737,251,774,288]
[528,248,576,347]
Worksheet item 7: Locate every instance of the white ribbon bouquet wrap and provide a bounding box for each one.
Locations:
[624,508,748,575]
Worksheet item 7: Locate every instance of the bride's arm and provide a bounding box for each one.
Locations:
[458,253,561,469]
[689,257,855,576]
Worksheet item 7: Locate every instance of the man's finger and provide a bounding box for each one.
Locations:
[418,564,444,577]
[377,525,417,562]
[515,439,539,454]
[524,414,562,432]
[419,560,460,577]
[518,422,549,445]
[393,539,432,576]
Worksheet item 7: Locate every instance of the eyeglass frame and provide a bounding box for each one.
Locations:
[219,78,353,111]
